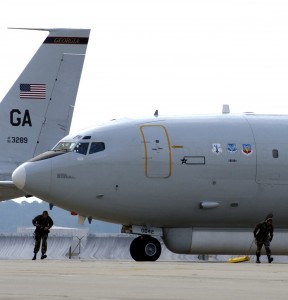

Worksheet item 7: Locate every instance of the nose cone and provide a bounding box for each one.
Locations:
[12,161,52,199]
[12,164,26,190]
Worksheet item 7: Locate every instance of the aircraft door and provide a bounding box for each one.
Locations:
[140,125,172,178]
[256,145,288,184]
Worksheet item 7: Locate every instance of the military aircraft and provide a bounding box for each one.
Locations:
[0,27,90,201]
[11,108,288,261]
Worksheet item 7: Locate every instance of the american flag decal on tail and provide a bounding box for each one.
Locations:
[20,83,46,99]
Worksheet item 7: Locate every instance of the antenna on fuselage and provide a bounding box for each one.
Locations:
[222,104,230,114]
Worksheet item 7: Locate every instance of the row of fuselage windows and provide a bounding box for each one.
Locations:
[73,144,280,156]
[73,142,105,155]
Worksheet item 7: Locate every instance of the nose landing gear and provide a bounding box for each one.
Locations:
[130,235,161,261]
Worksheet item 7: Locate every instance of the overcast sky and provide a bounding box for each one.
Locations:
[1,0,288,136]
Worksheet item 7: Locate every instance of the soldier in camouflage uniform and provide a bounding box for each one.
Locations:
[253,217,274,263]
[32,211,54,260]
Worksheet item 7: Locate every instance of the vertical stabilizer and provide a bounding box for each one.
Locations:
[0,28,90,180]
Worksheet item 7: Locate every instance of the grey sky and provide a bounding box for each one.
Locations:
[1,1,288,134]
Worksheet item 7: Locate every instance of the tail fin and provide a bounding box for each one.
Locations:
[0,28,90,179]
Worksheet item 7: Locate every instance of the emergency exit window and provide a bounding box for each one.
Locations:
[272,149,279,158]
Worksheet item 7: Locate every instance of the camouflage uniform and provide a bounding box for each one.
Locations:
[32,211,53,260]
[253,218,273,263]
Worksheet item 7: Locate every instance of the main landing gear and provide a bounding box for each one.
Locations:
[129,235,162,261]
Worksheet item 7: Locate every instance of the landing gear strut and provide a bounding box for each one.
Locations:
[130,235,161,261]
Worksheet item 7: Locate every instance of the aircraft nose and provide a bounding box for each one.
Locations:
[12,164,26,190]
[12,161,52,198]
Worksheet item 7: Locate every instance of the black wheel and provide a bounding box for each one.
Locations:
[130,236,145,261]
[130,236,161,262]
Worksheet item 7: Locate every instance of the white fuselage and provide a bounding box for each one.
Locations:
[13,113,288,256]
[13,114,288,228]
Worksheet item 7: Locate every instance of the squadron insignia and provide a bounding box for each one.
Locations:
[227,143,237,154]
[242,144,253,155]
[212,143,222,154]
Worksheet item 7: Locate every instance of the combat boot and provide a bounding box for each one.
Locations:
[32,254,37,260]
[268,255,273,263]
[256,254,261,263]
[41,254,47,260]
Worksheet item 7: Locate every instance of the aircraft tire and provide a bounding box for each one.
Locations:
[130,236,145,261]
[130,236,161,262]
[142,236,161,261]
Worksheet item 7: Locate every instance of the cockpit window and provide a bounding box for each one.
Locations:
[73,142,89,155]
[89,142,105,154]
[52,142,76,152]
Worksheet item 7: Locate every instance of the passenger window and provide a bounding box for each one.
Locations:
[73,142,89,155]
[89,142,105,154]
[272,149,279,158]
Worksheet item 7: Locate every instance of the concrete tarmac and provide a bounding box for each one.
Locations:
[0,260,288,300]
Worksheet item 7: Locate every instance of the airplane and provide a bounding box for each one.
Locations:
[11,107,288,261]
[0,27,90,201]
